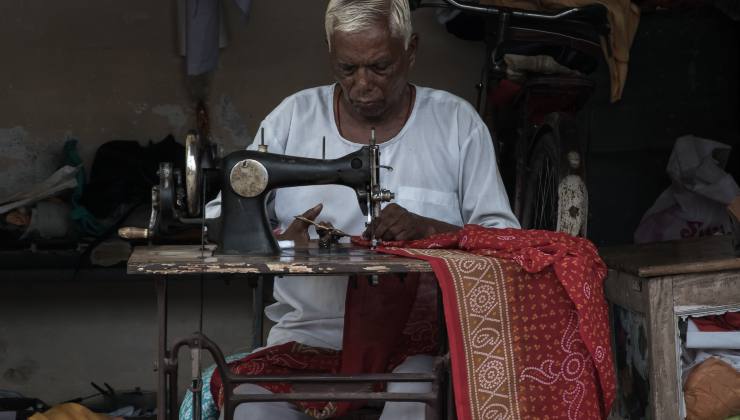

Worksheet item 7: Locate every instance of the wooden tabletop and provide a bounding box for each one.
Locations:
[599,234,740,278]
[127,243,432,276]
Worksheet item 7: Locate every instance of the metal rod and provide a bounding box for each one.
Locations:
[169,364,179,420]
[442,0,584,19]
[156,277,168,420]
[225,373,437,383]
[230,391,438,403]
[251,275,264,350]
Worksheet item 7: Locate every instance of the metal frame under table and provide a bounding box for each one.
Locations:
[127,243,454,420]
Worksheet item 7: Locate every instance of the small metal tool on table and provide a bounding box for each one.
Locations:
[293,215,349,249]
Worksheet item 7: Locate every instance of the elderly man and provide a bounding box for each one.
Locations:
[205,0,519,419]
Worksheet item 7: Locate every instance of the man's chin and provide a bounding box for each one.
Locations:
[352,104,386,120]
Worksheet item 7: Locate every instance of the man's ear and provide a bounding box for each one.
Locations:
[407,33,419,69]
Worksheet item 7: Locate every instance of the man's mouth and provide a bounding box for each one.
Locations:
[354,100,382,108]
[352,99,386,114]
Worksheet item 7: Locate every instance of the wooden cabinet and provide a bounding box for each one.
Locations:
[601,235,740,420]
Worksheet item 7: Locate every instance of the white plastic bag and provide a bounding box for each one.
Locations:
[634,135,740,243]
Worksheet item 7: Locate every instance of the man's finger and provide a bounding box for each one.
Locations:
[372,215,396,240]
[393,228,413,242]
[285,204,323,235]
[299,203,323,223]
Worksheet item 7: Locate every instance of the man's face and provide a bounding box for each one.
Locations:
[330,23,417,121]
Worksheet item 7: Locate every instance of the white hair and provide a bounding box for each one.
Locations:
[325,0,413,51]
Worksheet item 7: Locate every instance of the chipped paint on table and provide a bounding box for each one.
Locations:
[127,243,432,275]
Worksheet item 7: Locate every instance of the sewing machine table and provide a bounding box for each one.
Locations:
[128,243,433,276]
[127,243,452,420]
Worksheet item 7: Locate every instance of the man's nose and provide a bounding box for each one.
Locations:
[355,68,373,93]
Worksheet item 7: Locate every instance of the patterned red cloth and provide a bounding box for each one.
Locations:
[211,225,615,420]
[210,342,343,418]
[210,273,437,419]
[376,224,616,420]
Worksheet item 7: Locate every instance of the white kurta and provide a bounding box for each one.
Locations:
[209,84,519,350]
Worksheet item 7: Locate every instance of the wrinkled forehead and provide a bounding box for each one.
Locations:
[330,25,406,62]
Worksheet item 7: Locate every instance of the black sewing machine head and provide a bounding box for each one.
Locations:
[217,146,375,254]
[119,130,393,255]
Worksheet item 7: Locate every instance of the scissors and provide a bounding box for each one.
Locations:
[293,216,349,238]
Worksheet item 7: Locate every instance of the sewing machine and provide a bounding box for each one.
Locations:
[119,130,394,255]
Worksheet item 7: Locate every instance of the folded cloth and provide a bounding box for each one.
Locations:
[693,313,740,332]
[687,315,740,349]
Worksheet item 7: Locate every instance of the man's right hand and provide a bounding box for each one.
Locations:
[275,203,323,245]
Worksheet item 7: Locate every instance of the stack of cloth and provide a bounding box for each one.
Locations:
[687,313,740,349]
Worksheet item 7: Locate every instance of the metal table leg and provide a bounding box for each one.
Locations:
[436,278,456,420]
[250,275,265,350]
[156,276,169,420]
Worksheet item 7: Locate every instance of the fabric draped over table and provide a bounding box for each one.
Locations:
[211,225,615,420]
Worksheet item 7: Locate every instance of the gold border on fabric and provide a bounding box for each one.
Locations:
[403,249,521,420]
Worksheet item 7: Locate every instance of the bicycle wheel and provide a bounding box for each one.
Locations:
[521,131,561,231]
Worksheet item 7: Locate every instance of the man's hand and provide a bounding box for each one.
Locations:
[276,203,323,245]
[363,203,458,242]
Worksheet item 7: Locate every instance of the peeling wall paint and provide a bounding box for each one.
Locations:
[214,95,252,151]
[152,104,187,131]
[0,127,61,199]
[3,359,39,385]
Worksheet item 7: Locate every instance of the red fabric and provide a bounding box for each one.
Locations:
[692,313,740,332]
[210,342,343,418]
[372,224,616,419]
[211,225,615,419]
[210,274,435,418]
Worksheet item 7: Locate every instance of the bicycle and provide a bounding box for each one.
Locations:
[413,0,610,236]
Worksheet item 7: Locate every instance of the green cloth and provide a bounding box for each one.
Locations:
[63,139,106,236]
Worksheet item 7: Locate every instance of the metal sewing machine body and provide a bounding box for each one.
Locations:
[119,130,394,255]
[217,146,375,255]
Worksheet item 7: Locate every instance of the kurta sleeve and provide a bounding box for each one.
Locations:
[457,124,520,228]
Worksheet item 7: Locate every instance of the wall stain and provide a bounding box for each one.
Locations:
[215,95,252,151]
[3,359,40,384]
[152,104,186,131]
[0,127,60,199]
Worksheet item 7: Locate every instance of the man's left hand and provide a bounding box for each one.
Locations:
[362,203,458,242]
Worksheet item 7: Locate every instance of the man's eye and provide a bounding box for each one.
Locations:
[339,65,356,75]
[372,64,390,73]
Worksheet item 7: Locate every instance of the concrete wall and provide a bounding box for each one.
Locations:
[0,0,484,405]
[0,271,254,405]
[0,0,483,198]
